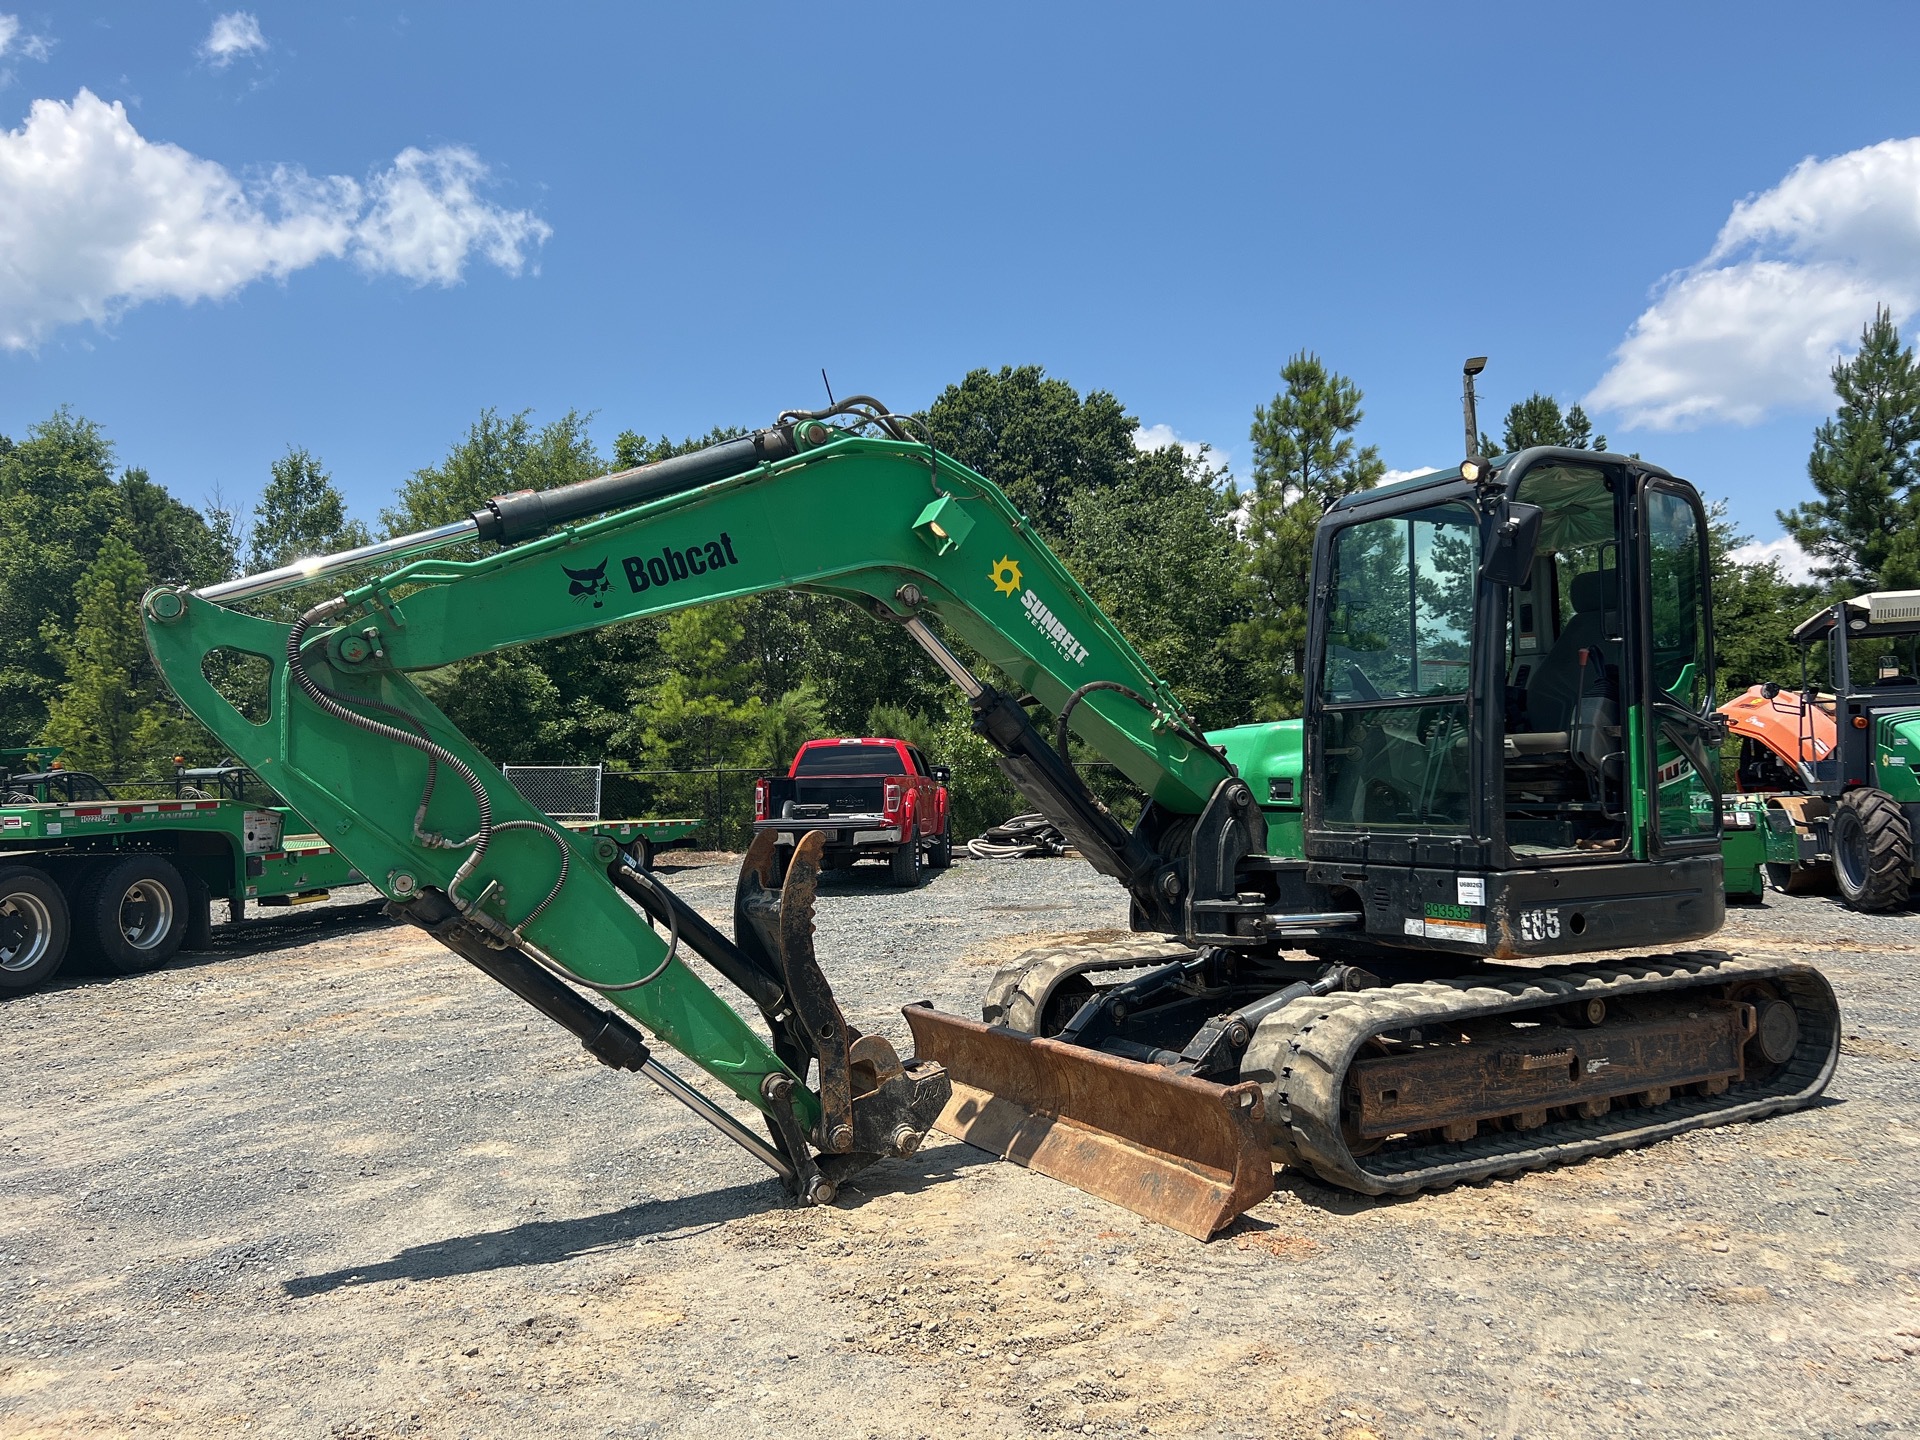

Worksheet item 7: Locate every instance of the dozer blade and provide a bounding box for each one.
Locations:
[902,1005,1272,1240]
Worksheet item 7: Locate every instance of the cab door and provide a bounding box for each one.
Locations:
[1636,479,1721,856]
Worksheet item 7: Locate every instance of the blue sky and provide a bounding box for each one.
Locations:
[3,4,1919,574]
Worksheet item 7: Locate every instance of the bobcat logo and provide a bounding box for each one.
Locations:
[563,558,612,609]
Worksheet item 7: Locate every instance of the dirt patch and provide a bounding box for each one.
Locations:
[1842,1033,1920,1062]
[960,926,1135,966]
[3,870,1917,1439]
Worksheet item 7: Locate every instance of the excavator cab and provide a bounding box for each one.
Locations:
[1302,448,1726,954]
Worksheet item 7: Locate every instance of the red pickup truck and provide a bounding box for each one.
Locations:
[753,738,952,885]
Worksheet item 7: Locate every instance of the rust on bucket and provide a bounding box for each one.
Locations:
[902,1005,1272,1239]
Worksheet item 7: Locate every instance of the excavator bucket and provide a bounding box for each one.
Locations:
[902,1006,1272,1239]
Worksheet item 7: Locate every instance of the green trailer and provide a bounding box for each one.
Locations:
[0,765,364,992]
[563,817,701,872]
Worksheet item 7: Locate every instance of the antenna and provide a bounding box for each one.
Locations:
[821,369,836,406]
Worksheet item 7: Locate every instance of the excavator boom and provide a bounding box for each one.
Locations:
[144,410,1267,1226]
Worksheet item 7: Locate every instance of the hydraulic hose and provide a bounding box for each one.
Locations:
[287,601,497,883]
[1052,681,1233,775]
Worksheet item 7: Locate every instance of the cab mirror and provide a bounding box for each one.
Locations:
[1761,681,1781,699]
[1480,500,1543,587]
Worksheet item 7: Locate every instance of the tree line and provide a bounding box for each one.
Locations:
[3,318,1914,838]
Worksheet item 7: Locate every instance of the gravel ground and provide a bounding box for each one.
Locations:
[2,857,1917,1440]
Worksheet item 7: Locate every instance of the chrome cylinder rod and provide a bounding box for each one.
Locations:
[902,615,987,700]
[195,519,481,605]
[637,1056,796,1182]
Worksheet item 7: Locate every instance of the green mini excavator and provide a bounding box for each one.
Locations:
[145,389,1839,1239]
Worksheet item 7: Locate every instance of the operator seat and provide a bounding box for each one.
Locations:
[1504,568,1625,833]
[1523,567,1618,736]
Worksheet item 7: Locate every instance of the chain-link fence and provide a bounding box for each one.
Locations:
[502,764,604,821]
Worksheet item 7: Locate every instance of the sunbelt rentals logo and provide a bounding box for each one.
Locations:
[990,556,1089,666]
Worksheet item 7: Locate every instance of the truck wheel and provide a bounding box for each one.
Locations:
[79,856,189,975]
[0,866,70,992]
[1832,787,1913,912]
[927,824,953,870]
[889,841,923,888]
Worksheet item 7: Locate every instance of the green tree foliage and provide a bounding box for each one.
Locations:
[398,411,664,768]
[0,410,123,737]
[1065,445,1254,727]
[1779,307,1920,591]
[611,425,744,471]
[0,409,229,743]
[1707,502,1816,693]
[925,365,1137,539]
[248,447,371,571]
[1236,353,1385,716]
[120,468,235,588]
[41,526,195,772]
[385,408,604,533]
[635,602,768,836]
[1497,393,1606,453]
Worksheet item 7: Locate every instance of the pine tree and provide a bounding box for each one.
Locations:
[1236,353,1385,716]
[1499,393,1607,453]
[248,447,371,571]
[42,527,195,774]
[1779,307,1920,590]
[636,602,768,839]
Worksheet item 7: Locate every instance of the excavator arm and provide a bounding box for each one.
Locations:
[143,409,1265,1227]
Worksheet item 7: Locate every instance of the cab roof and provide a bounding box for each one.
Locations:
[1325,448,1676,516]
[1792,591,1920,644]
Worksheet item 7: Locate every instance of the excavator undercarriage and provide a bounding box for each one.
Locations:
[906,938,1836,1229]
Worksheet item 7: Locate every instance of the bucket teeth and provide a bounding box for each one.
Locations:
[903,1005,1272,1239]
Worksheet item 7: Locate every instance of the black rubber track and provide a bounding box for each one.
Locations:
[1241,951,1841,1195]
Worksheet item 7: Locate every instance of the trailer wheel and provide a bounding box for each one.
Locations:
[183,874,214,952]
[628,836,656,872]
[1832,787,1913,912]
[889,840,924,888]
[0,866,70,992]
[79,856,189,974]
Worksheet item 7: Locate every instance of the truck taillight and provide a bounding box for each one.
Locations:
[884,782,902,815]
[753,779,768,820]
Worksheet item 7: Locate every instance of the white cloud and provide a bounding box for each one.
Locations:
[354,147,552,285]
[1379,466,1441,486]
[1134,423,1230,475]
[1728,534,1819,585]
[200,12,267,67]
[1588,138,1920,430]
[0,13,54,69]
[0,90,551,351]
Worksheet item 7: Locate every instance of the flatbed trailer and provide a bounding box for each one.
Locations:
[0,794,364,992]
[561,817,701,871]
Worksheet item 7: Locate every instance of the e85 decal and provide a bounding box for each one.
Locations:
[1519,908,1562,942]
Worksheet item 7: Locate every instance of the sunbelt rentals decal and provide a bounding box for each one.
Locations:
[990,556,1089,666]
